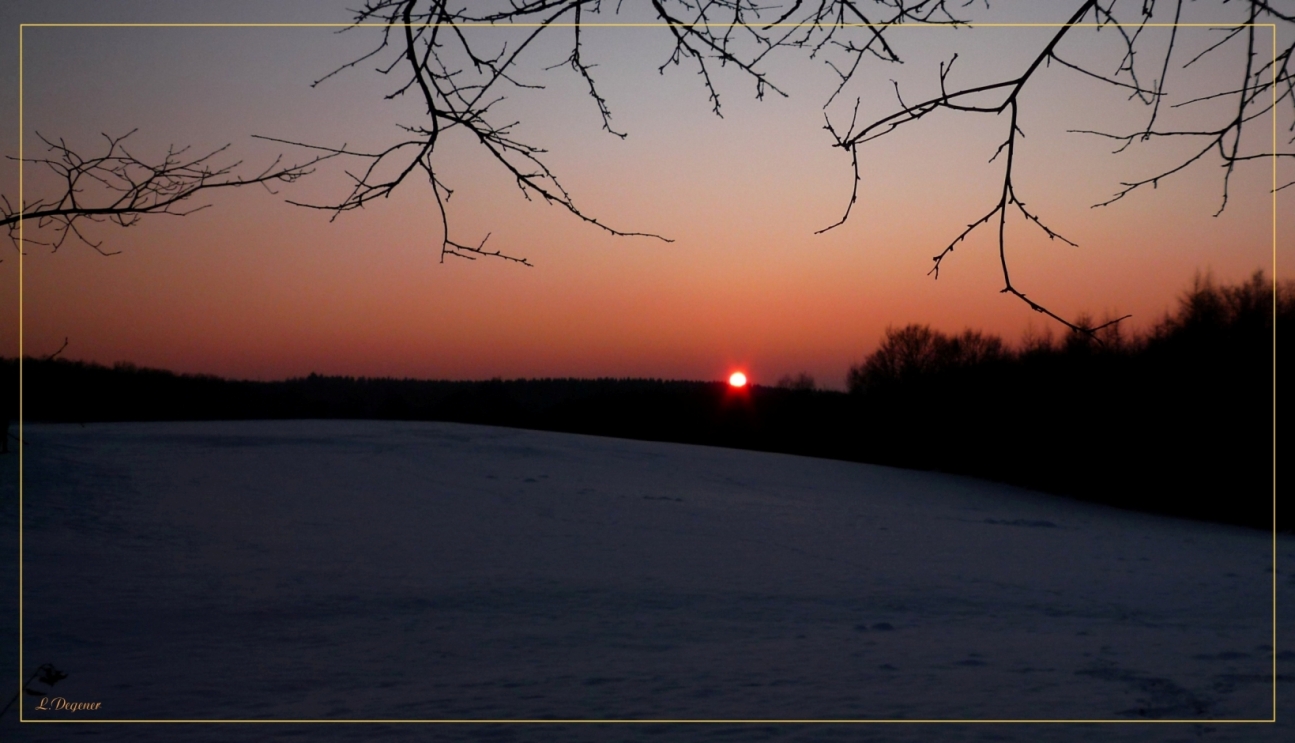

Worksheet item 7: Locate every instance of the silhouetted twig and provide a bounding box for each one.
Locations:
[819,0,1291,334]
[2,131,330,255]
[0,664,67,717]
[41,337,68,362]
[3,2,1290,327]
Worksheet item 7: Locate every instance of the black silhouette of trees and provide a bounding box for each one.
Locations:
[846,325,1009,392]
[5,1,1292,331]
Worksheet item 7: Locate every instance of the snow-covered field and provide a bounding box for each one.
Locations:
[1,420,1290,742]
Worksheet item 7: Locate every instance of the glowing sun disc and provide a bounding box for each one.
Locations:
[728,372,748,388]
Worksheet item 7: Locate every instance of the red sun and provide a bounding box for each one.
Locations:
[728,372,748,388]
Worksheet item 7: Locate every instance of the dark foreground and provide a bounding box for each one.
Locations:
[3,366,1281,532]
[2,420,1291,741]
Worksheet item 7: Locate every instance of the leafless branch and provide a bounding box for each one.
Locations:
[821,1,1106,333]
[817,0,1290,334]
[41,337,69,362]
[2,130,328,257]
[5,0,1289,333]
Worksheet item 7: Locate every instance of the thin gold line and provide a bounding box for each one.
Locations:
[12,16,1284,730]
[15,718,1282,724]
[14,22,1268,29]
[16,20,24,726]
[1271,20,1280,726]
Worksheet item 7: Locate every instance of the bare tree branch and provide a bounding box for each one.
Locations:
[3,130,329,257]
[822,1,1104,333]
[6,1,1290,335]
[818,0,1290,335]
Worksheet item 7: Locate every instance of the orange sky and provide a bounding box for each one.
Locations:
[1,4,1289,388]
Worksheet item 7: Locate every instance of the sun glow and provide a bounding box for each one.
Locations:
[728,372,747,388]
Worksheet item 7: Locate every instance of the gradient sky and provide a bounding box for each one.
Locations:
[1,1,1289,388]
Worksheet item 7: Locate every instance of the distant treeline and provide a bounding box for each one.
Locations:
[3,271,1287,531]
[3,363,855,459]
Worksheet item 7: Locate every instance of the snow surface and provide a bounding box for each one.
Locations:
[1,419,1291,742]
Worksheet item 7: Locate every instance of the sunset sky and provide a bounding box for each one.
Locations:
[1,1,1289,388]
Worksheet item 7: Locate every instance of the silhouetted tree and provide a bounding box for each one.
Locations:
[847,325,1008,392]
[843,271,1288,529]
[4,1,1291,328]
[776,372,817,391]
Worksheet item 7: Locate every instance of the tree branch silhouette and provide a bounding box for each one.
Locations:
[2,130,330,258]
[819,0,1291,335]
[269,1,972,266]
[4,1,1290,331]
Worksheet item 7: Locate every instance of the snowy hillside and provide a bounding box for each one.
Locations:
[1,420,1290,741]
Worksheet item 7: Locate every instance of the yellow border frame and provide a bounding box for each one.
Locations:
[15,20,1279,730]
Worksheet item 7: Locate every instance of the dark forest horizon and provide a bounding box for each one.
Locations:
[9,270,1286,532]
